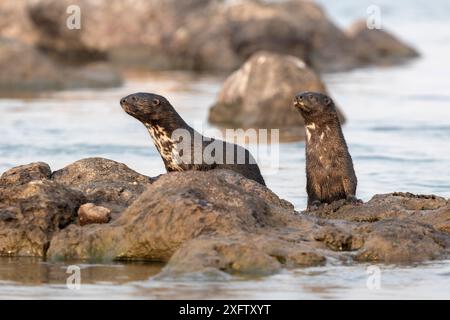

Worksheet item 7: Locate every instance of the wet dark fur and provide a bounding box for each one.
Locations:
[294,92,357,209]
[120,92,266,186]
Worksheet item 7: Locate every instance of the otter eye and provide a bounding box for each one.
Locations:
[308,94,314,100]
[324,98,331,105]
[152,99,160,106]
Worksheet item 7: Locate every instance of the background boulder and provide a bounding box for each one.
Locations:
[209,51,346,141]
[25,0,419,72]
[347,20,419,65]
[0,38,122,92]
[52,158,154,217]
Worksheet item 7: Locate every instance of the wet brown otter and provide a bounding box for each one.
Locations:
[294,92,358,209]
[120,92,266,186]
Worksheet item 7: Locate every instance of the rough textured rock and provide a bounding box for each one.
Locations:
[0,180,85,257]
[26,0,418,72]
[347,20,419,65]
[0,162,51,187]
[47,169,335,272]
[52,158,154,217]
[208,52,345,141]
[45,169,450,276]
[78,203,111,226]
[0,38,122,92]
[2,160,449,275]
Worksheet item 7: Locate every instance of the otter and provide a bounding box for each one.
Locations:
[294,92,358,209]
[120,92,266,186]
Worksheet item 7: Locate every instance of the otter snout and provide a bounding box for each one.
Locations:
[120,94,138,107]
[295,92,316,104]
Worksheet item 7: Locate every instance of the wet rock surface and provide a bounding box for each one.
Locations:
[1,160,449,276]
[208,51,346,141]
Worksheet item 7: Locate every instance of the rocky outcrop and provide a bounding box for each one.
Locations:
[0,38,122,92]
[46,169,450,276]
[208,52,345,141]
[26,0,212,67]
[0,158,153,257]
[0,179,85,257]
[52,158,154,217]
[347,20,419,66]
[0,162,51,187]
[26,0,418,72]
[1,160,448,277]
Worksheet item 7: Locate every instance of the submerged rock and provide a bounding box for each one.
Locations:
[1,160,448,276]
[208,52,345,141]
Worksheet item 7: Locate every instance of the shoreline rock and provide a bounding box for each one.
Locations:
[1,159,448,277]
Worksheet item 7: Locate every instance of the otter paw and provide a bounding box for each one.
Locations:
[346,195,363,205]
[307,200,324,211]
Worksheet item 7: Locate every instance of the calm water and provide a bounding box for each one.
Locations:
[0,0,449,299]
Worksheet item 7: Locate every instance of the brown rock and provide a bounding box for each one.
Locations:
[45,169,450,277]
[0,162,51,187]
[26,0,418,72]
[52,158,154,217]
[0,180,85,257]
[27,0,210,66]
[208,51,345,141]
[78,203,111,226]
[347,20,419,65]
[2,158,448,276]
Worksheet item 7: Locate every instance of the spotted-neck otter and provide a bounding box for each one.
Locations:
[294,92,357,209]
[120,92,266,186]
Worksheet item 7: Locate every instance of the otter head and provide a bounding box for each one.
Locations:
[294,92,337,123]
[120,92,174,124]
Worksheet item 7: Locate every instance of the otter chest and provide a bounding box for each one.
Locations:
[145,124,183,171]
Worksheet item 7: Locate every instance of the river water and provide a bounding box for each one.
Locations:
[0,0,449,299]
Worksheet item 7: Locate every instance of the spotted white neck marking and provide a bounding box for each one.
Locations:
[145,123,183,171]
[305,123,316,142]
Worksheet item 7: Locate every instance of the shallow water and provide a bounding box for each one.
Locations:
[1,258,449,299]
[0,0,449,299]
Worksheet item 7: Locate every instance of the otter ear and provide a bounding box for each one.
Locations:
[151,98,160,106]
